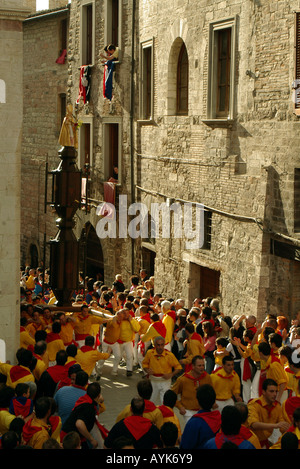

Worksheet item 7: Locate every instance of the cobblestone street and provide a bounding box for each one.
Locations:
[94,357,185,433]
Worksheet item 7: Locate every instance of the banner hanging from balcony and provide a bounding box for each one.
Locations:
[103,61,115,101]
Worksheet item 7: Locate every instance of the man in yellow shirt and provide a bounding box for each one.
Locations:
[258,341,288,403]
[20,318,35,350]
[247,378,290,449]
[140,313,167,346]
[171,355,212,424]
[161,301,176,351]
[75,335,111,377]
[115,378,164,429]
[57,312,76,346]
[142,336,182,404]
[72,305,113,348]
[117,309,140,377]
[0,347,35,389]
[45,321,66,365]
[179,322,205,371]
[22,396,53,449]
[210,355,242,412]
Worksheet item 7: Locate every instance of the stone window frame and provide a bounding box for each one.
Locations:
[139,37,154,122]
[80,0,96,66]
[78,116,94,170]
[204,16,237,124]
[167,37,189,116]
[102,116,122,185]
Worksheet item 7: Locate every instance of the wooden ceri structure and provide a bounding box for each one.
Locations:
[48,144,82,307]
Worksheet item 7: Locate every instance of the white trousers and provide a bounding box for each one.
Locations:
[150,377,171,405]
[215,398,234,413]
[97,341,121,373]
[119,341,134,371]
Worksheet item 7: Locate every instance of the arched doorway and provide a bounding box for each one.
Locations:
[80,223,104,283]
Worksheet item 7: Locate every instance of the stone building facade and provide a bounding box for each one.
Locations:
[21,0,300,323]
[21,1,70,269]
[0,0,32,362]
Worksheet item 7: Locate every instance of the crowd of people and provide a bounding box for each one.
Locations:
[0,265,300,450]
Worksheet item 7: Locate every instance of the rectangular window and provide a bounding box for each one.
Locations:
[60,17,68,52]
[59,93,66,129]
[104,0,122,50]
[80,1,95,66]
[78,119,93,170]
[102,119,122,183]
[140,39,154,120]
[202,210,212,250]
[207,17,236,120]
[295,168,300,232]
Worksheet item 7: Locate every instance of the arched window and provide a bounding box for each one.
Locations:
[176,43,188,115]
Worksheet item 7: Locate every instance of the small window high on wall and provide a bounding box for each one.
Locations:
[140,38,154,120]
[104,0,122,50]
[80,1,95,66]
[207,17,236,120]
[177,43,188,115]
[102,119,122,183]
[78,119,93,169]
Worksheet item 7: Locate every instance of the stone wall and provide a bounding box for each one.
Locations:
[21,6,69,268]
[0,0,31,363]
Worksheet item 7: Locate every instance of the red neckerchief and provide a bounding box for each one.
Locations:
[22,418,50,444]
[20,326,27,333]
[9,365,32,383]
[144,400,157,413]
[158,405,174,418]
[283,396,300,422]
[184,370,208,387]
[73,394,96,411]
[80,345,94,353]
[256,398,279,418]
[214,431,245,449]
[247,326,257,334]
[152,321,167,337]
[165,310,176,323]
[212,369,235,380]
[47,365,68,383]
[192,410,221,434]
[78,314,89,321]
[123,415,152,440]
[46,332,61,343]
[142,313,151,324]
[48,415,60,433]
[239,424,253,440]
[65,359,77,369]
[11,397,32,417]
[33,353,43,362]
[190,332,203,343]
[56,378,71,390]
